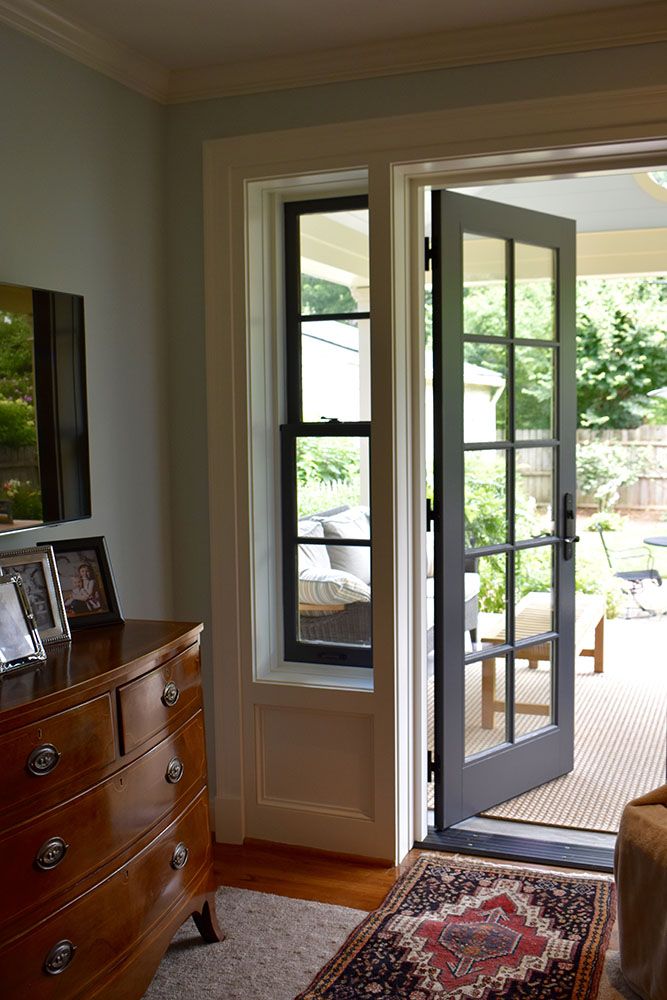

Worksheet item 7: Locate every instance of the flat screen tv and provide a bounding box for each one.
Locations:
[0,282,90,535]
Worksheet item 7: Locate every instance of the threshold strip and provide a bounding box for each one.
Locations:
[416,827,614,873]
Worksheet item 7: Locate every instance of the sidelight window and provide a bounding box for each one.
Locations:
[281,196,372,667]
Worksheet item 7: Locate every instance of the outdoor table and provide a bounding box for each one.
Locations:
[643,536,667,548]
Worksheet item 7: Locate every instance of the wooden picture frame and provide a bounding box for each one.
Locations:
[0,576,46,674]
[0,545,70,645]
[39,536,124,630]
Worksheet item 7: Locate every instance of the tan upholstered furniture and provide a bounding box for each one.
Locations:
[615,784,667,1000]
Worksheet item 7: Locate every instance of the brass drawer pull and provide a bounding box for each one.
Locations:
[35,836,69,871]
[171,842,189,870]
[43,939,76,975]
[162,682,180,708]
[166,757,184,784]
[27,743,61,777]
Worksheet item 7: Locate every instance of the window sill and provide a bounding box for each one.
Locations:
[255,662,374,692]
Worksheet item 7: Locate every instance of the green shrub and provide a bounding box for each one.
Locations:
[585,510,626,533]
[0,399,36,447]
[577,441,650,511]
[296,438,360,486]
[575,555,623,618]
[1,478,42,520]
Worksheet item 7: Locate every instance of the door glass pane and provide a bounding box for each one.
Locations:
[301,320,370,421]
[465,451,507,548]
[515,640,554,737]
[515,447,555,540]
[515,243,556,341]
[515,345,554,435]
[296,437,369,520]
[464,342,508,442]
[299,209,369,316]
[472,552,507,655]
[463,235,507,337]
[465,655,508,757]
[514,547,555,640]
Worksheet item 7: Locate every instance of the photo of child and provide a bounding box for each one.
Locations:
[56,551,110,618]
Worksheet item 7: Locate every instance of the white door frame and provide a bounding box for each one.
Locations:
[203,83,667,863]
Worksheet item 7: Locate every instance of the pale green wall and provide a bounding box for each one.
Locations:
[0,25,171,618]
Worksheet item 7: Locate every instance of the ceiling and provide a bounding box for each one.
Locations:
[40,0,652,70]
[1,0,666,102]
[455,172,667,233]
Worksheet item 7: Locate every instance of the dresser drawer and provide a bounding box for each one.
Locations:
[118,643,201,753]
[0,711,207,932]
[0,790,212,999]
[0,694,115,819]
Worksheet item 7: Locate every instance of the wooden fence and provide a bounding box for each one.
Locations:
[517,426,667,510]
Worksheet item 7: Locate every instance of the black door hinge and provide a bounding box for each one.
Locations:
[426,497,436,531]
[424,236,433,272]
[427,749,439,783]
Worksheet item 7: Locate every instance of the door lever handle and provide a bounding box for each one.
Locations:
[562,534,579,561]
[562,493,578,561]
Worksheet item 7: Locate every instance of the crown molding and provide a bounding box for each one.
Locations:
[0,0,666,105]
[168,1,667,103]
[0,0,169,102]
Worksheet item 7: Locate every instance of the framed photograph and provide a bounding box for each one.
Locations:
[0,546,70,645]
[0,576,46,674]
[39,537,124,630]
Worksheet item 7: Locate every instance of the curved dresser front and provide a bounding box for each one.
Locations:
[0,619,221,1000]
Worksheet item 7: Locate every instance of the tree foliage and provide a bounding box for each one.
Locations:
[426,276,667,430]
[0,311,36,448]
[576,278,667,429]
[301,276,357,315]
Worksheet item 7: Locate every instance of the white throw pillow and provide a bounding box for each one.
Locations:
[299,568,371,606]
[298,519,331,573]
[322,506,371,585]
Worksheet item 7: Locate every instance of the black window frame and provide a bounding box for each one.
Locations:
[281,195,372,668]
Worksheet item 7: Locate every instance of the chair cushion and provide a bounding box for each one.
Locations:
[322,507,371,585]
[298,519,331,573]
[299,568,371,606]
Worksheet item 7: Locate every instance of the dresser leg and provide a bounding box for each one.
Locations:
[192,895,224,943]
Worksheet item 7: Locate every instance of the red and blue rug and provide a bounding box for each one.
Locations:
[297,854,615,999]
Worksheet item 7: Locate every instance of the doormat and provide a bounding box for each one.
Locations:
[297,853,616,999]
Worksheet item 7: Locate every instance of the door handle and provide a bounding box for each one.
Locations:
[563,493,579,561]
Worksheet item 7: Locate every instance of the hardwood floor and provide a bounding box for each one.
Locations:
[213,838,618,942]
[213,840,421,911]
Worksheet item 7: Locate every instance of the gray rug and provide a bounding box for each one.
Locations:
[142,887,366,1000]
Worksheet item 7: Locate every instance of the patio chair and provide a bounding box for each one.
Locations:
[596,526,662,616]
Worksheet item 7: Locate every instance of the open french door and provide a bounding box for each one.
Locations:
[432,189,577,829]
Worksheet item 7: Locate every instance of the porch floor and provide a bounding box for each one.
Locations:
[428,614,667,833]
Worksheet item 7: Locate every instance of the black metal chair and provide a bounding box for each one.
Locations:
[596,526,662,615]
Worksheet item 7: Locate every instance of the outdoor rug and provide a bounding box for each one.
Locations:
[297,854,616,999]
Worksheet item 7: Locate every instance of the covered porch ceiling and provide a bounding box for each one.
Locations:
[303,169,667,285]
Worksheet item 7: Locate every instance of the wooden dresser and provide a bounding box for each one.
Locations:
[0,620,222,1000]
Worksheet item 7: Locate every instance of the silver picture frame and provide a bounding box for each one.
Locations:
[0,545,71,645]
[0,575,47,675]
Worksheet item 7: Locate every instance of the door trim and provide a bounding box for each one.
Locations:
[203,84,667,859]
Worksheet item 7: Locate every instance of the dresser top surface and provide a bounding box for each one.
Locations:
[0,620,202,723]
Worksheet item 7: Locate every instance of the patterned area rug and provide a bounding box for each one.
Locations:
[297,854,616,999]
